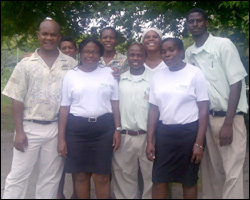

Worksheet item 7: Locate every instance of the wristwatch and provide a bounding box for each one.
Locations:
[116,127,122,131]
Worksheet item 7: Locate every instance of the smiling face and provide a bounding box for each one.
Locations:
[142,30,162,52]
[127,44,146,69]
[161,39,184,69]
[38,20,61,52]
[187,12,209,38]
[80,42,101,69]
[60,41,77,59]
[100,29,117,52]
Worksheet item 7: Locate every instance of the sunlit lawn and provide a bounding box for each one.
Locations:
[1,94,14,132]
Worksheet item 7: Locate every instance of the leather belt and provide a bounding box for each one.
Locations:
[121,130,146,136]
[69,113,113,123]
[26,120,56,125]
[84,113,112,123]
[209,110,244,117]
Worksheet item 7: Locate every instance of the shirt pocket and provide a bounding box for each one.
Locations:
[203,58,221,82]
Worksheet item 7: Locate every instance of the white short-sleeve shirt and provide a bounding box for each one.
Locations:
[149,63,209,125]
[61,66,119,117]
[144,61,167,71]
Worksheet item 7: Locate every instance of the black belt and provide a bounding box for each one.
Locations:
[121,130,146,136]
[25,120,57,125]
[209,110,244,117]
[69,113,112,123]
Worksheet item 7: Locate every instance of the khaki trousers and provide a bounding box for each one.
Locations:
[3,121,64,199]
[112,134,153,199]
[201,115,246,199]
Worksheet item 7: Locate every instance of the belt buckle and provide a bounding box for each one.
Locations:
[212,110,216,117]
[132,130,140,136]
[88,117,97,123]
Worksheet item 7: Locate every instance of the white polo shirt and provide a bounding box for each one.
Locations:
[149,64,209,125]
[185,33,248,113]
[61,65,119,117]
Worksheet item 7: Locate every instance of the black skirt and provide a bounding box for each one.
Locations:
[64,113,115,175]
[152,120,200,187]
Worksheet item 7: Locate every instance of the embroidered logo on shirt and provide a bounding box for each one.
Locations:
[99,83,109,88]
[177,84,188,91]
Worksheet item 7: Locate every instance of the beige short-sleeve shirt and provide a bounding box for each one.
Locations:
[185,34,248,113]
[119,69,154,131]
[2,49,78,121]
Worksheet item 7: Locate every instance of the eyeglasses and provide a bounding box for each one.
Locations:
[82,51,100,56]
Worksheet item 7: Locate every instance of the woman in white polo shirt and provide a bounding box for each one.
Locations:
[146,38,209,199]
[57,39,121,199]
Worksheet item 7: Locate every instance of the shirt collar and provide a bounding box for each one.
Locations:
[121,68,151,82]
[191,33,214,55]
[31,48,68,61]
[100,52,119,65]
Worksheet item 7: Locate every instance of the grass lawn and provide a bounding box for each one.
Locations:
[1,94,14,132]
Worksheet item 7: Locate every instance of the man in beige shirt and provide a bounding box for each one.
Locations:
[2,19,77,199]
[185,8,248,199]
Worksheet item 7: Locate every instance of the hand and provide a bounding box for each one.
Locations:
[14,131,28,152]
[219,123,233,146]
[146,141,155,162]
[191,145,203,164]
[111,67,120,81]
[113,130,121,151]
[57,139,67,158]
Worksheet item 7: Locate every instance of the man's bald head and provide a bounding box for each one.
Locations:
[39,19,60,33]
[37,19,61,51]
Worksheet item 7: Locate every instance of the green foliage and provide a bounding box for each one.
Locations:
[1,1,249,77]
[1,94,14,131]
[1,66,13,91]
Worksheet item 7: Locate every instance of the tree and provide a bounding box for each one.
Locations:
[1,1,249,76]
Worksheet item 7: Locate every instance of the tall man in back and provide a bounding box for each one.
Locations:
[2,19,77,199]
[185,8,248,199]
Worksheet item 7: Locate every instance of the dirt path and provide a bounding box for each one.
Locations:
[1,130,249,199]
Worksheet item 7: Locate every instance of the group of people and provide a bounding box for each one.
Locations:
[2,7,248,199]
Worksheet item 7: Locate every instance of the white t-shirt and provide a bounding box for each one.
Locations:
[61,66,119,117]
[144,61,167,72]
[149,63,209,125]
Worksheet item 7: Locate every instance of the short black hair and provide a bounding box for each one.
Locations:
[78,38,104,57]
[161,37,184,51]
[59,36,77,49]
[186,7,208,21]
[128,43,146,55]
[100,27,118,39]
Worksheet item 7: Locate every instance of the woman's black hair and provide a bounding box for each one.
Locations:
[78,38,104,57]
[161,37,185,59]
[161,37,184,51]
[186,7,208,21]
[100,27,118,39]
[59,36,77,49]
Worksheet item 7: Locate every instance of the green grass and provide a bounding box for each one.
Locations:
[1,94,14,131]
